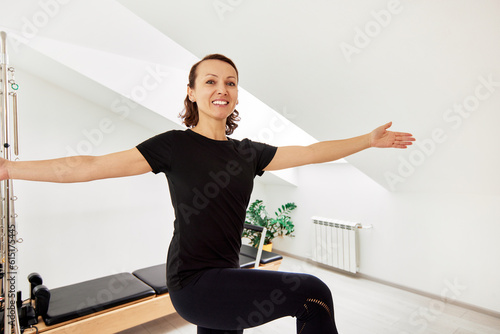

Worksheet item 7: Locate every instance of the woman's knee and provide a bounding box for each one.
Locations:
[294,275,335,325]
[300,274,333,304]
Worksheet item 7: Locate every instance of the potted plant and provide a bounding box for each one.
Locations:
[243,199,297,251]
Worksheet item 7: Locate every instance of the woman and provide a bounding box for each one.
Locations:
[0,54,414,333]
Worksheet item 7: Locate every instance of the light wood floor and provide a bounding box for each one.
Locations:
[118,256,500,334]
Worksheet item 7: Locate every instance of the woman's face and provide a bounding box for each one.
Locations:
[188,59,238,124]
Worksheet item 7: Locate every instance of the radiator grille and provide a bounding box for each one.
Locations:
[311,217,359,273]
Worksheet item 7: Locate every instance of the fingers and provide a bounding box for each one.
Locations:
[395,131,414,137]
[393,139,414,148]
[383,121,393,130]
[395,133,416,145]
[393,131,415,149]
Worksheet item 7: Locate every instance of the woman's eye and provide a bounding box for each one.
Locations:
[227,82,236,87]
[206,80,215,84]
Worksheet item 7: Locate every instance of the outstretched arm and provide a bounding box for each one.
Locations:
[0,148,152,183]
[264,122,414,171]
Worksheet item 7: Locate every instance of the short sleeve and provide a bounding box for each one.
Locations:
[136,131,175,174]
[244,139,277,176]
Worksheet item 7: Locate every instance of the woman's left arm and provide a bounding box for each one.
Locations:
[264,122,415,171]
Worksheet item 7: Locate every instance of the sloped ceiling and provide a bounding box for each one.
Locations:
[2,0,500,194]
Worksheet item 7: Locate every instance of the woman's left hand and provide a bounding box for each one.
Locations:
[369,122,415,149]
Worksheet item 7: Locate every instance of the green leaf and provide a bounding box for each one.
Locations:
[245,199,297,246]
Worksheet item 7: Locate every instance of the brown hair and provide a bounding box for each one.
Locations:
[180,54,240,135]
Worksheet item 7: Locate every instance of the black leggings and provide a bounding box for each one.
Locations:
[169,268,338,333]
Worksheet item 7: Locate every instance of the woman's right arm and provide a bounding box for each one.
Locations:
[0,148,152,183]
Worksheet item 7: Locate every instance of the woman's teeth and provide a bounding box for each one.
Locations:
[212,100,229,105]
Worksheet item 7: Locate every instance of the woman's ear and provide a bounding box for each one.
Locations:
[187,85,195,102]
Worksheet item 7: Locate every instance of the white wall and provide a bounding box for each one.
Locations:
[14,70,176,295]
[264,162,500,314]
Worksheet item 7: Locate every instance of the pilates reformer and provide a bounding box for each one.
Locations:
[22,224,282,334]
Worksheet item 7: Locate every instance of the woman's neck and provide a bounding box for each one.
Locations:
[191,123,227,141]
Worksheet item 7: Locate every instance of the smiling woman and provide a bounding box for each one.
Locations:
[180,54,241,140]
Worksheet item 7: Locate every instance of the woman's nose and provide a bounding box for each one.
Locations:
[216,82,228,95]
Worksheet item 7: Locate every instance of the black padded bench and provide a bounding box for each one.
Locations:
[132,263,168,295]
[42,273,156,326]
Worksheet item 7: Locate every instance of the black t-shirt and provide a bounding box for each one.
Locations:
[136,129,277,291]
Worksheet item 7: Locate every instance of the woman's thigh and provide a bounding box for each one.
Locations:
[169,268,333,331]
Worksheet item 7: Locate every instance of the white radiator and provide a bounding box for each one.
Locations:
[311,216,360,274]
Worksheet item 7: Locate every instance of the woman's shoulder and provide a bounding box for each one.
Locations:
[160,129,187,137]
[149,129,188,141]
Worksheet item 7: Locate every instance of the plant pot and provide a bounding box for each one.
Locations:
[262,242,273,252]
